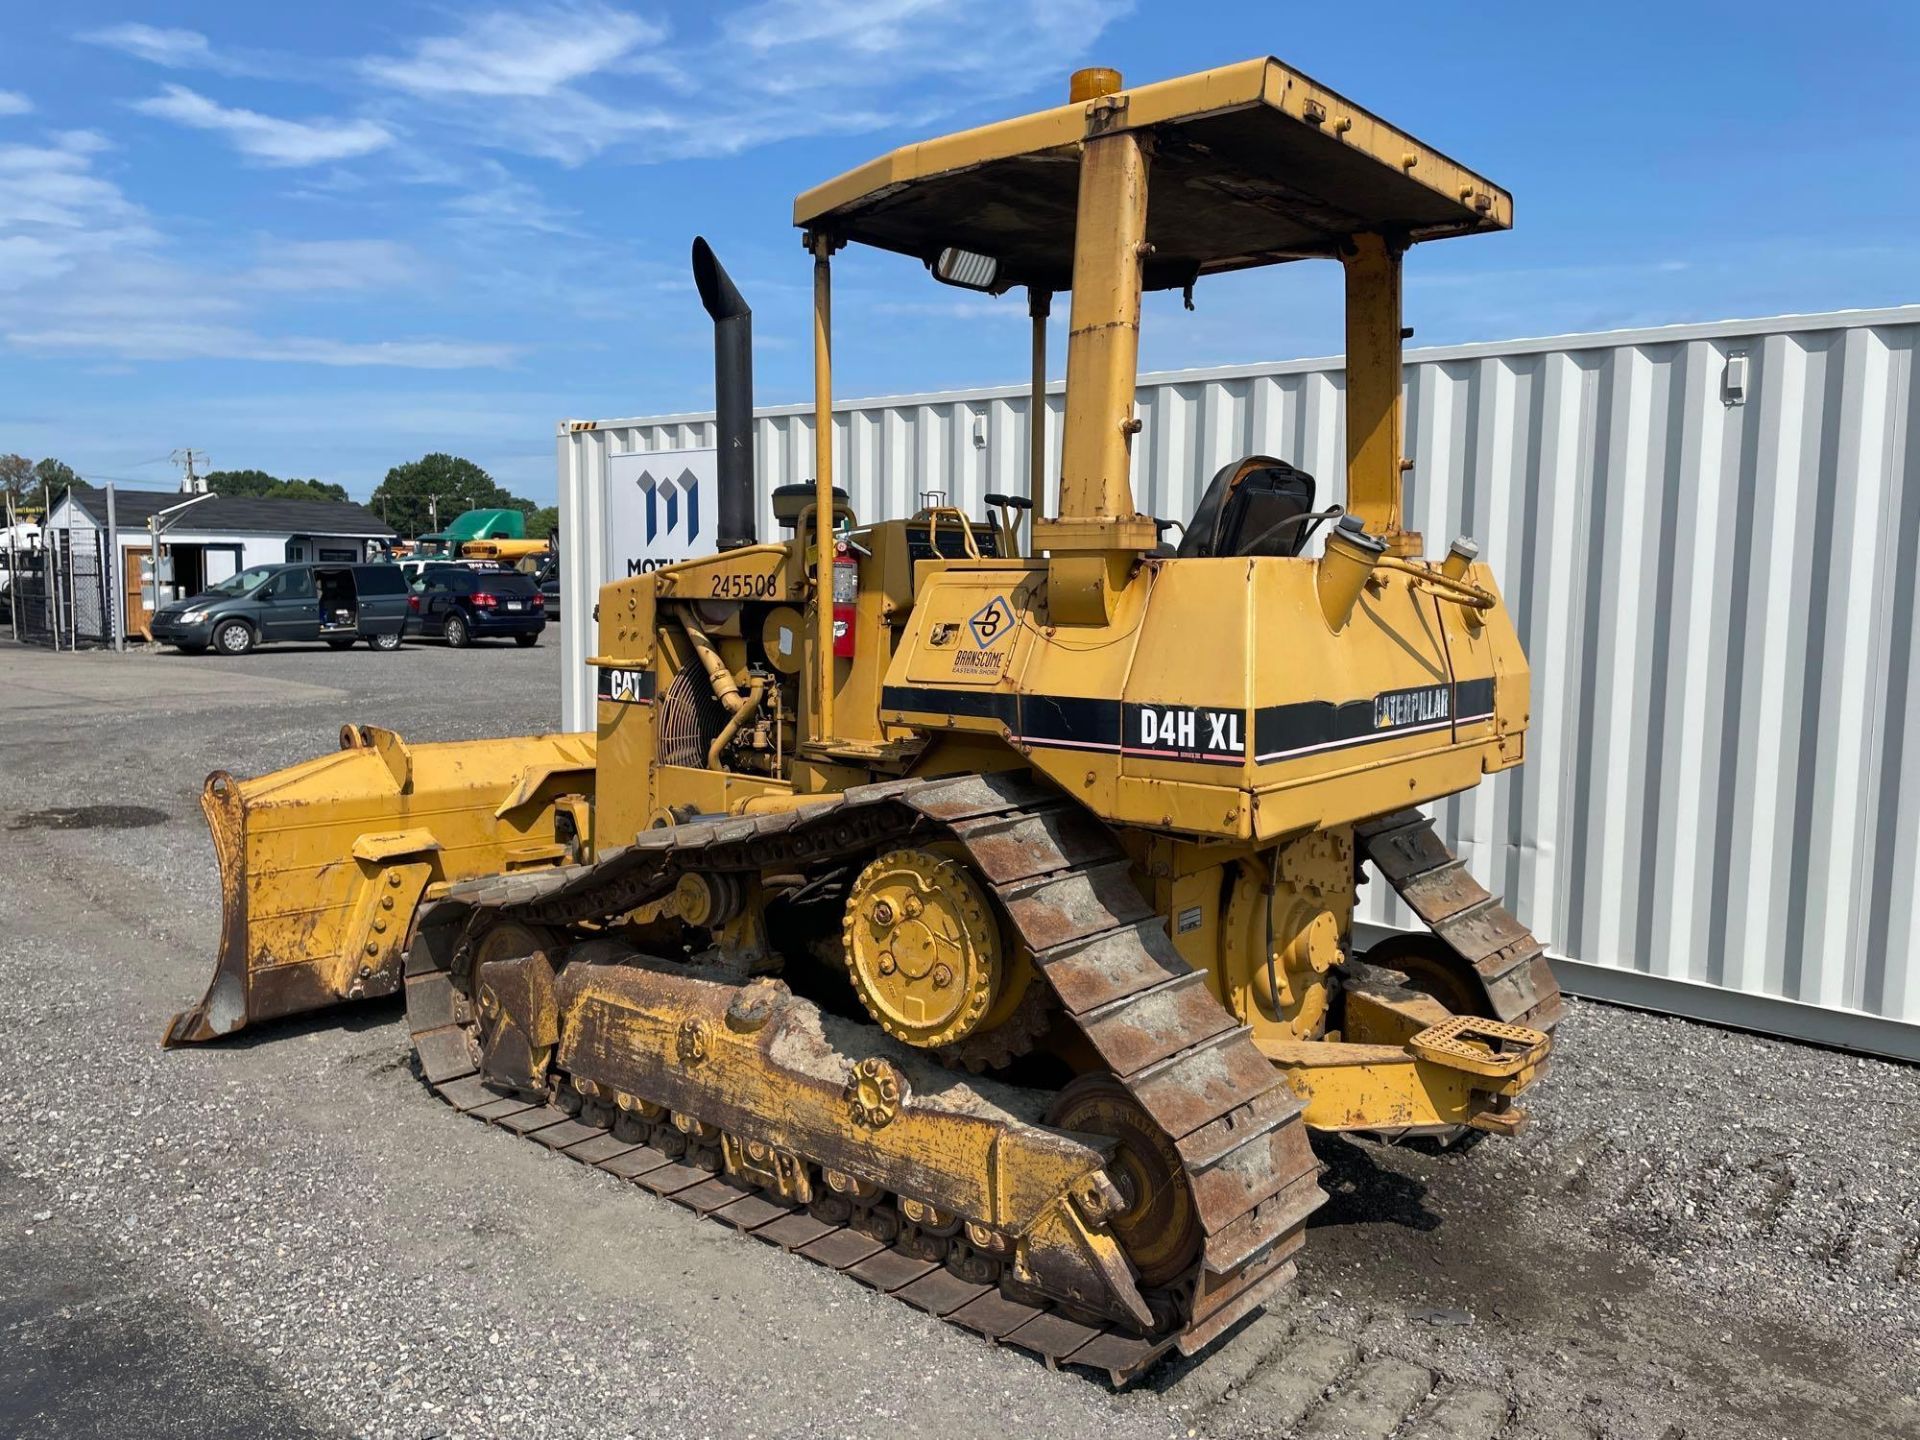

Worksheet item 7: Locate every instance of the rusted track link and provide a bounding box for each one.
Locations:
[917,774,1325,1354]
[403,1051,1171,1382]
[1356,809,1564,1032]
[404,772,1325,1381]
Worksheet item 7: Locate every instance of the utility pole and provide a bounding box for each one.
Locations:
[170,448,208,495]
[420,494,470,554]
[105,483,123,652]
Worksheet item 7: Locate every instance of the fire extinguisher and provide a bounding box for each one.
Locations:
[831,539,858,659]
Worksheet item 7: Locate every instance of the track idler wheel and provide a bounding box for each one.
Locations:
[843,848,1018,1050]
[1048,1074,1201,1289]
[464,919,564,1092]
[1363,933,1493,1019]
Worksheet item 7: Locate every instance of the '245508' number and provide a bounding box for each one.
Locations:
[709,571,778,599]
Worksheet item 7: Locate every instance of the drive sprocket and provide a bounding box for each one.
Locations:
[842,847,1004,1050]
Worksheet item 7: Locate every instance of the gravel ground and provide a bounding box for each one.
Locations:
[0,637,1914,1440]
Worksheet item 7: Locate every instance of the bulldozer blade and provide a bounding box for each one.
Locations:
[164,724,594,1046]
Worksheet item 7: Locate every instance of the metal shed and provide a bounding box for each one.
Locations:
[558,305,1920,1061]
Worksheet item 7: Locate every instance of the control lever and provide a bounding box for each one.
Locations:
[984,492,1035,557]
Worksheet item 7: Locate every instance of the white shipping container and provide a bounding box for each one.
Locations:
[559,305,1920,1061]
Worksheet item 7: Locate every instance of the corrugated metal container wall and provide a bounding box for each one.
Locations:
[560,307,1920,1060]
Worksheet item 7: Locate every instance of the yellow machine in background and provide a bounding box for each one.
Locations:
[169,58,1561,1380]
[460,538,550,564]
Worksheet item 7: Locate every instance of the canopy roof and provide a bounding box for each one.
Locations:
[794,58,1511,294]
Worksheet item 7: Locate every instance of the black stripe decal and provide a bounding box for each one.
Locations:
[1254,699,1378,762]
[882,685,1118,751]
[1019,694,1121,752]
[1254,680,1498,762]
[885,680,1501,764]
[1455,676,1496,721]
[881,685,1017,725]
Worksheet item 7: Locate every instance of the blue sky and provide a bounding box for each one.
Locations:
[2,2,1915,504]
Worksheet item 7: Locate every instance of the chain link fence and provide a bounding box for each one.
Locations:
[6,529,114,649]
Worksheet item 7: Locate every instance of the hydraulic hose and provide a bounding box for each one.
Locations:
[680,615,746,713]
[706,676,766,769]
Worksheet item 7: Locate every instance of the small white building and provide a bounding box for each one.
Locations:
[47,484,396,634]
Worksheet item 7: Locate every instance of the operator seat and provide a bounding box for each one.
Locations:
[1176,455,1318,559]
[772,482,850,529]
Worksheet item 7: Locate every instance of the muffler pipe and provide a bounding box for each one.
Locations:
[691,237,756,551]
[1317,515,1385,633]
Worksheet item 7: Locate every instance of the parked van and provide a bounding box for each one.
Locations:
[149,562,410,655]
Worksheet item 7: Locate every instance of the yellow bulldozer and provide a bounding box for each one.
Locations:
[167,58,1560,1380]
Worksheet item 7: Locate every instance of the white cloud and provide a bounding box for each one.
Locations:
[79,23,219,68]
[0,150,193,336]
[0,139,154,274]
[0,235,95,289]
[868,296,1030,323]
[5,322,516,368]
[237,239,420,292]
[470,87,683,165]
[361,3,667,98]
[75,23,287,78]
[271,336,517,368]
[131,84,392,166]
[0,91,32,117]
[0,137,507,369]
[49,129,113,155]
[12,1,1136,374]
[356,0,1129,165]
[720,0,1121,86]
[84,3,1132,172]
[443,161,580,234]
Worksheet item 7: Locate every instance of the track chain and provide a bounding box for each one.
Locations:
[1355,809,1564,1032]
[917,774,1325,1353]
[403,771,1325,1380]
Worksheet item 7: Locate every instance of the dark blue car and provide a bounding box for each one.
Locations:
[407,567,545,647]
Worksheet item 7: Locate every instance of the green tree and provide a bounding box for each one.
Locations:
[30,457,78,509]
[0,454,31,520]
[526,506,558,541]
[204,468,282,498]
[279,478,351,502]
[206,468,349,503]
[370,453,524,539]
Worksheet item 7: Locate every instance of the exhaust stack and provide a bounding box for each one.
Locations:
[691,237,756,551]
